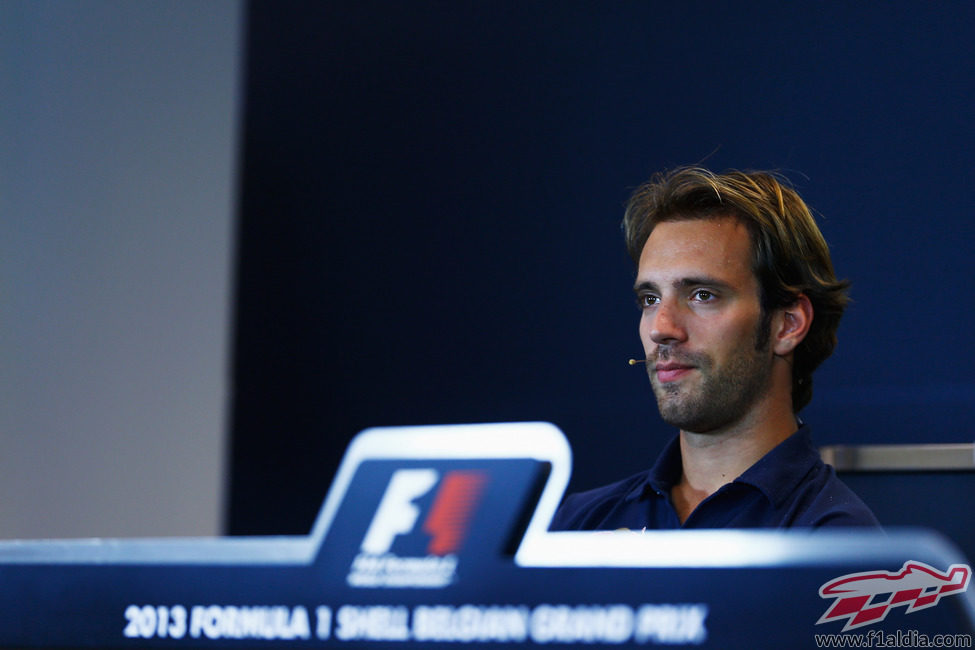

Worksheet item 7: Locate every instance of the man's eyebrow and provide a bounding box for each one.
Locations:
[632,276,731,294]
[675,276,732,290]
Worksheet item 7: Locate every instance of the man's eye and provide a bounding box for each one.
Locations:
[637,294,659,308]
[693,290,714,302]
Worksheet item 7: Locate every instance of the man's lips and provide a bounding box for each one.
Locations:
[654,363,694,383]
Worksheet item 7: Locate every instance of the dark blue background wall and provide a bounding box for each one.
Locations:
[229,1,975,536]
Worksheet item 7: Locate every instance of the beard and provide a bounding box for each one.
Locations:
[648,324,773,434]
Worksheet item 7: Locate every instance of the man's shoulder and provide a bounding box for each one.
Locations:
[749,424,881,529]
[548,470,651,531]
[796,462,882,528]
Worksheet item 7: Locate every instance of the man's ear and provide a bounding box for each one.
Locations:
[772,293,813,356]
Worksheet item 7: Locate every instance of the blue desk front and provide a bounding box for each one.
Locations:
[0,423,971,648]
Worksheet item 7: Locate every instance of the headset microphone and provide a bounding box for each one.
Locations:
[627,358,649,366]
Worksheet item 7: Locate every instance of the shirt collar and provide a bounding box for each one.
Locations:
[622,425,820,507]
[734,425,820,507]
[625,433,683,501]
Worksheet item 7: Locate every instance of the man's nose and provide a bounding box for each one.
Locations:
[648,300,687,345]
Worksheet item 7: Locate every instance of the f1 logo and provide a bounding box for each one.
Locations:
[360,469,488,556]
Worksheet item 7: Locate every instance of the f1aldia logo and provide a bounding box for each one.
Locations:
[347,469,488,589]
[816,560,971,631]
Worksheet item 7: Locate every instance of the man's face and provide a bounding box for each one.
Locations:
[635,216,773,434]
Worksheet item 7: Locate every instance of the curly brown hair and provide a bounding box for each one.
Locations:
[622,166,849,412]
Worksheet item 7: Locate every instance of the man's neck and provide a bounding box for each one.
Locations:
[670,399,799,524]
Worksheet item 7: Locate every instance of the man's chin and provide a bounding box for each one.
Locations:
[651,378,686,397]
[656,398,724,434]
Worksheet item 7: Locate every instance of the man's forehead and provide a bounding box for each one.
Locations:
[636,217,755,285]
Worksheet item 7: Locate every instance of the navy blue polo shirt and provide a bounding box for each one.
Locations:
[549,426,880,530]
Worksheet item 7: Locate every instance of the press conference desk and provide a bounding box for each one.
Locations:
[1,423,971,648]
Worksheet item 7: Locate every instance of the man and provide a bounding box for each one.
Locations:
[551,167,878,530]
